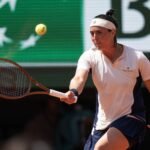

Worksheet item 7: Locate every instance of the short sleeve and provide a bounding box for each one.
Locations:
[76,51,92,71]
[138,52,150,81]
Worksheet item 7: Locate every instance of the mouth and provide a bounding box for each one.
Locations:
[94,42,101,46]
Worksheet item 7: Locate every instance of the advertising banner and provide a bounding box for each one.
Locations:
[0,0,149,65]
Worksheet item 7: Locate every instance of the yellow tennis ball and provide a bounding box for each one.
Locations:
[35,23,47,35]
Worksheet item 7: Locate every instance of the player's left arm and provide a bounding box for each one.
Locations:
[144,79,150,93]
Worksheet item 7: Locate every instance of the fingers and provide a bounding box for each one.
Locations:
[59,91,77,104]
[59,98,64,102]
[60,97,77,104]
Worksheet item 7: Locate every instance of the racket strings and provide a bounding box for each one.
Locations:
[0,62,31,97]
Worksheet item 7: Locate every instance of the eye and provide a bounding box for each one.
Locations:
[90,31,94,36]
[96,31,102,35]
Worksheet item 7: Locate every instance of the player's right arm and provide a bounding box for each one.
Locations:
[61,69,89,104]
[69,69,89,94]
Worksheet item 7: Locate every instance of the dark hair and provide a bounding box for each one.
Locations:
[95,9,118,29]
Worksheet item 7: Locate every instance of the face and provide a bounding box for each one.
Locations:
[90,26,115,49]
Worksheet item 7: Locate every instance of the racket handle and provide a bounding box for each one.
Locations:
[49,89,66,98]
[49,89,77,103]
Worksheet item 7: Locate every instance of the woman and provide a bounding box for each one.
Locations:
[61,9,150,150]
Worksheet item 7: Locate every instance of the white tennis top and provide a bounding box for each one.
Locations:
[77,45,150,130]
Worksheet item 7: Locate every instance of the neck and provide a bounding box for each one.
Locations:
[102,44,123,63]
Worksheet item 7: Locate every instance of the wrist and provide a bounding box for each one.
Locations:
[69,88,79,97]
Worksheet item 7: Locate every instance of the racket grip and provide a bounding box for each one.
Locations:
[49,89,77,103]
[49,89,66,98]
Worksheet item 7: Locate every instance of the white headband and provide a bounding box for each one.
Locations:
[90,18,116,30]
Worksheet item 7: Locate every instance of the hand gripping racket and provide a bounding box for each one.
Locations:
[0,58,74,101]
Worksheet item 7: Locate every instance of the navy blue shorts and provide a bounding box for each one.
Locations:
[84,115,146,150]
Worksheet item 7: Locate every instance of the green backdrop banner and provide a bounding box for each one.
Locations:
[0,0,149,66]
[0,0,83,64]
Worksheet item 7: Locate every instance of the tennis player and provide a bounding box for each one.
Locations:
[61,9,150,150]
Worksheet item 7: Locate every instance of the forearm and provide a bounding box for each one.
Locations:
[60,69,89,104]
[69,69,89,95]
[69,77,86,95]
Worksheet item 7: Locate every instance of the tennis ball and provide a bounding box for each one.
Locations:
[35,23,47,35]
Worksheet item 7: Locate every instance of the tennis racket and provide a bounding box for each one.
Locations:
[0,58,74,101]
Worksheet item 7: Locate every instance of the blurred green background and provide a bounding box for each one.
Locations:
[0,0,83,63]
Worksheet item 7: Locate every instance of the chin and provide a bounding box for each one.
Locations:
[96,46,101,50]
